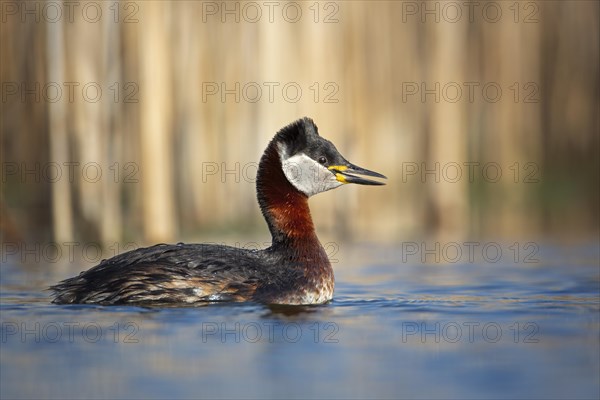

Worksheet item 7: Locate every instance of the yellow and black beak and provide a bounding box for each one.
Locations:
[328,164,387,185]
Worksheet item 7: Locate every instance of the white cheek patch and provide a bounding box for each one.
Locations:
[281,153,342,197]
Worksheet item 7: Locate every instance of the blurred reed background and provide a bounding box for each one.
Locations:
[1,1,598,249]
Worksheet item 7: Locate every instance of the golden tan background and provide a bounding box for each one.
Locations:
[1,1,598,248]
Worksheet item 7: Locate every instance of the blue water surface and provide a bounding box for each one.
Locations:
[1,241,599,399]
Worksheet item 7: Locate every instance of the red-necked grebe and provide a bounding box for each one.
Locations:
[50,117,386,305]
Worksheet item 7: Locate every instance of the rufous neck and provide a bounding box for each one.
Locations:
[256,142,319,246]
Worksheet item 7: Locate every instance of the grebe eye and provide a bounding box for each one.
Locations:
[318,156,327,165]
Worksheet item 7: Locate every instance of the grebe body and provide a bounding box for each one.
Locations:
[50,118,385,305]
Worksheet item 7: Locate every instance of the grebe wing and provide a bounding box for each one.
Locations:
[50,243,278,305]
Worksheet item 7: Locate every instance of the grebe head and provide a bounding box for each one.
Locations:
[275,117,386,196]
[256,117,386,243]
